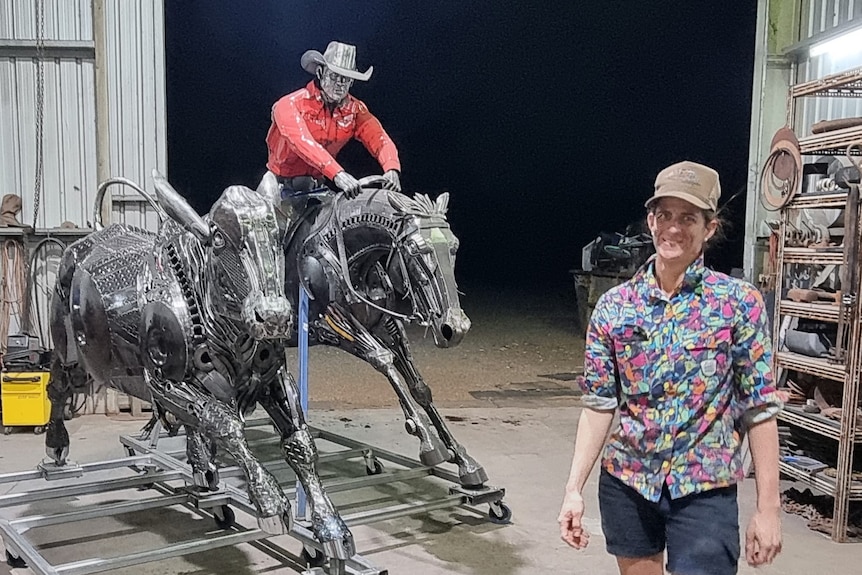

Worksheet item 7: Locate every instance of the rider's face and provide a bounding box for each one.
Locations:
[319,67,353,103]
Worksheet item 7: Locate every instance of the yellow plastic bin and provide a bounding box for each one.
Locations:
[1,372,51,434]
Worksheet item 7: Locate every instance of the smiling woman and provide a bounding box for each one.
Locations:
[558,160,784,575]
[645,161,722,294]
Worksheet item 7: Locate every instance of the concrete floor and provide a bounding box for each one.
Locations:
[0,406,859,575]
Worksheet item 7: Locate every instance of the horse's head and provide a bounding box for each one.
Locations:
[388,192,471,348]
[153,172,292,340]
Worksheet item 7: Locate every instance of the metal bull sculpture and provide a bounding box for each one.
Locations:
[44,171,356,559]
[277,176,487,488]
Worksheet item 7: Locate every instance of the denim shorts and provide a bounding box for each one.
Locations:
[598,470,740,575]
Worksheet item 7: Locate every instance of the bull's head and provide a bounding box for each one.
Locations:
[388,192,470,348]
[152,172,292,339]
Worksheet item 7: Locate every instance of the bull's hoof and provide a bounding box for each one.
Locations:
[321,530,356,561]
[44,446,69,466]
[419,443,451,467]
[192,468,220,491]
[459,465,489,488]
[257,510,292,535]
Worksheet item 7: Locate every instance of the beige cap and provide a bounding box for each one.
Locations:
[645,160,721,212]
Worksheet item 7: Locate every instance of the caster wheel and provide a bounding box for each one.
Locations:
[3,427,12,435]
[6,550,27,568]
[213,505,235,530]
[488,501,512,524]
[365,459,383,475]
[34,426,45,435]
[300,545,326,568]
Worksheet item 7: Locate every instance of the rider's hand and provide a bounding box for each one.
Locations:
[382,169,401,192]
[558,490,590,550]
[334,171,361,199]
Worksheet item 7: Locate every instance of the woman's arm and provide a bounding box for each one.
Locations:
[558,406,615,549]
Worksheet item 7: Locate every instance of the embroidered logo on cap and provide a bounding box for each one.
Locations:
[674,168,700,185]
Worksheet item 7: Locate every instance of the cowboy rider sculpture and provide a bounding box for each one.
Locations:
[262,41,401,224]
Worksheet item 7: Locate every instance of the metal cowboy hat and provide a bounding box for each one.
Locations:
[301,41,373,82]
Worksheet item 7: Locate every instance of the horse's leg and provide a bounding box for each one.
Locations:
[149,378,291,534]
[321,305,449,466]
[385,317,488,487]
[185,426,220,491]
[260,369,355,560]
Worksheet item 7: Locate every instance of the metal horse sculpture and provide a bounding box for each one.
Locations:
[279,177,487,488]
[44,172,356,560]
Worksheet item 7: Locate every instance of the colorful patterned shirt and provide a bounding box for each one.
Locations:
[579,255,781,502]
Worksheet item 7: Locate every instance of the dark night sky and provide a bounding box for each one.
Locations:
[164,1,758,290]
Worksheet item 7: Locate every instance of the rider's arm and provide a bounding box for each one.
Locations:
[353,102,401,174]
[271,95,345,180]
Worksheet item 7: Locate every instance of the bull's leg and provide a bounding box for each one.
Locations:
[185,427,220,491]
[321,305,449,466]
[44,357,87,465]
[260,369,355,561]
[150,379,291,534]
[386,318,488,487]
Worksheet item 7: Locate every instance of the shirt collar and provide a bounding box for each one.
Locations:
[639,254,706,301]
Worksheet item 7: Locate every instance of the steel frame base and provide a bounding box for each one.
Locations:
[0,418,508,575]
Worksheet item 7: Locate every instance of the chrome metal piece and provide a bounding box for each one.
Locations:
[45,174,298,540]
[280,186,486,489]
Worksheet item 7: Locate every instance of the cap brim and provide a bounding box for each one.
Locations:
[645,190,713,211]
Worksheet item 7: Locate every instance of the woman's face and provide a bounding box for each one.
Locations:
[647,196,717,266]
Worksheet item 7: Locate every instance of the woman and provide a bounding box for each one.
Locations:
[558,161,782,575]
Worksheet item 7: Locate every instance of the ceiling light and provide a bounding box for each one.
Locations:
[810,27,862,58]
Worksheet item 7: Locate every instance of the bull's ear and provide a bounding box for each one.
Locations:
[152,169,210,242]
[434,192,449,215]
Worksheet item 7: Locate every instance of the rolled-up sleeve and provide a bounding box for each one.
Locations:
[579,293,619,411]
[732,285,782,426]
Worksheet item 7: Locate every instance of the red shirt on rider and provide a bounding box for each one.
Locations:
[265,42,401,198]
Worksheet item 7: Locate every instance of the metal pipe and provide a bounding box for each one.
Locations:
[0,470,182,507]
[92,0,111,227]
[10,494,188,529]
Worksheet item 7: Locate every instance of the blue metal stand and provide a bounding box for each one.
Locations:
[296,286,310,520]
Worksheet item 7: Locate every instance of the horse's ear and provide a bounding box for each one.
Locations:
[387,191,413,214]
[152,169,210,242]
[434,192,450,215]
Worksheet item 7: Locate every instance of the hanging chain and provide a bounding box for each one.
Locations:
[32,0,46,228]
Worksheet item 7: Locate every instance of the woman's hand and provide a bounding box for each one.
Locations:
[558,489,591,549]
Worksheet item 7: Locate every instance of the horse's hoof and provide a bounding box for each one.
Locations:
[257,510,291,535]
[419,443,450,467]
[459,465,489,488]
[322,530,356,561]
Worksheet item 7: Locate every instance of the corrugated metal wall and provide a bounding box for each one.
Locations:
[0,0,95,229]
[796,0,862,135]
[104,0,165,230]
[1,0,165,229]
[0,0,165,350]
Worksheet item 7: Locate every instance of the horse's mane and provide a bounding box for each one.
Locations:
[317,191,449,243]
[386,191,450,219]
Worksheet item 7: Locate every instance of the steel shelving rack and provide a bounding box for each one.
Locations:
[772,67,862,542]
